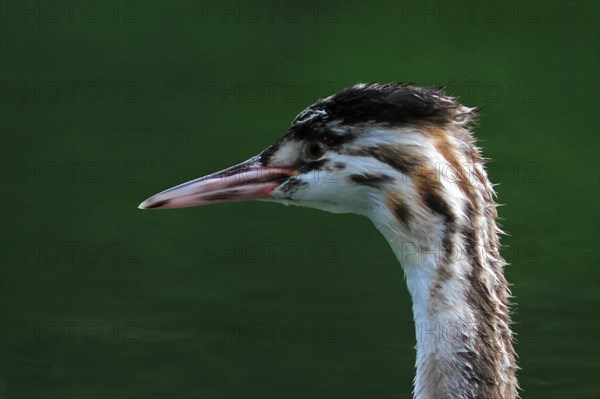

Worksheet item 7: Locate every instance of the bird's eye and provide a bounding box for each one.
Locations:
[303,141,327,161]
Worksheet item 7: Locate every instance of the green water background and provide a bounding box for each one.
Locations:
[1,1,598,398]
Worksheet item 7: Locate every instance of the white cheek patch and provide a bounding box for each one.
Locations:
[270,140,302,165]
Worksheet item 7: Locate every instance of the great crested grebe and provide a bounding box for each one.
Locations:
[139,83,518,399]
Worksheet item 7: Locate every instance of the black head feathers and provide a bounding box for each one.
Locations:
[293,82,469,129]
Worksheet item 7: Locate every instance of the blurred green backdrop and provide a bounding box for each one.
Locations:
[1,1,598,398]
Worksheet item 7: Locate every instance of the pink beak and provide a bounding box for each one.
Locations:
[138,156,298,210]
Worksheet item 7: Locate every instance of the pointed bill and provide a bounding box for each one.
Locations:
[138,156,298,210]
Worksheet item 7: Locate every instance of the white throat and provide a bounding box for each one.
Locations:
[369,203,515,399]
[373,218,471,399]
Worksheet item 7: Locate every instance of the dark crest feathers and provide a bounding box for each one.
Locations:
[294,82,468,128]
